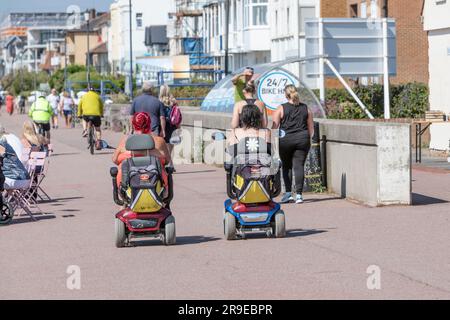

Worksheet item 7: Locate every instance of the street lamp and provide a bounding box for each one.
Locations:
[85,10,91,89]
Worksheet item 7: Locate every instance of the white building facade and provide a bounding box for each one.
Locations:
[109,0,175,75]
[423,0,450,151]
[203,0,271,71]
[269,0,319,88]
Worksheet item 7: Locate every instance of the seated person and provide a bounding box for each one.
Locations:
[21,120,49,154]
[227,104,272,157]
[112,112,171,189]
[0,130,31,190]
[231,83,268,129]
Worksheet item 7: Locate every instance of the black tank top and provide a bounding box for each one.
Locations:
[280,102,309,135]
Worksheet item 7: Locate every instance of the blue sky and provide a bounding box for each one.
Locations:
[0,0,114,19]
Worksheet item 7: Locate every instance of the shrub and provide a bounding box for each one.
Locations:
[319,82,429,119]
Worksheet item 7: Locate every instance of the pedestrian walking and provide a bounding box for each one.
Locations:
[231,82,268,129]
[159,85,182,162]
[130,82,166,138]
[5,92,14,116]
[17,95,26,114]
[47,88,60,129]
[231,67,255,103]
[59,91,75,128]
[272,85,314,204]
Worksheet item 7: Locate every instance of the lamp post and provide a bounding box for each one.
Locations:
[85,10,91,88]
[224,0,230,75]
[64,31,68,91]
[129,0,134,100]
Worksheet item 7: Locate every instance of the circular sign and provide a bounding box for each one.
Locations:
[257,71,297,110]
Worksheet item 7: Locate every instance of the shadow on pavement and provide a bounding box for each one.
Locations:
[302,197,342,203]
[412,193,449,206]
[51,152,81,157]
[242,228,329,240]
[174,170,218,175]
[10,215,56,225]
[286,229,329,238]
[131,235,221,247]
[39,196,84,204]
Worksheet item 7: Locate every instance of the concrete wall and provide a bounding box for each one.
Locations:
[317,119,411,206]
[105,105,412,206]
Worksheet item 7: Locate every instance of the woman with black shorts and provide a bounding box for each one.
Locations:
[272,85,314,204]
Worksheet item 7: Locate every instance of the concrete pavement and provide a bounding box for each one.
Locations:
[0,114,449,299]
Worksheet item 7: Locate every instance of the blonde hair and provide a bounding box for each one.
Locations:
[285,85,301,105]
[159,84,171,106]
[22,120,45,147]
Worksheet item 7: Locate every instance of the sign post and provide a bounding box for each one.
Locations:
[382,18,391,119]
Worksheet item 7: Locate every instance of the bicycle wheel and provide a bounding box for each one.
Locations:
[89,126,95,155]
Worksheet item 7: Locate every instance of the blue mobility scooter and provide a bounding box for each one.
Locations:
[213,132,285,240]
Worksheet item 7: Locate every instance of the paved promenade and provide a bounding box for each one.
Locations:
[0,114,449,299]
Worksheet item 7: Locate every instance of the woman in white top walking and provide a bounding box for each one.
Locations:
[59,91,75,128]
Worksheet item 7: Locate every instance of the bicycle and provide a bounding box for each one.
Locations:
[34,122,49,139]
[86,119,97,155]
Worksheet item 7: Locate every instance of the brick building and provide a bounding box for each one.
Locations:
[346,0,429,84]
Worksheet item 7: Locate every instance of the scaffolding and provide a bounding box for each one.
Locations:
[171,0,214,70]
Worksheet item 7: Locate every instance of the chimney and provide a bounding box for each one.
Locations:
[90,9,96,20]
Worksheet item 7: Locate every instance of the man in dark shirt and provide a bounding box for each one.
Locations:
[129,82,166,137]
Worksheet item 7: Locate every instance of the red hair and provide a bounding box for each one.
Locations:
[132,112,151,134]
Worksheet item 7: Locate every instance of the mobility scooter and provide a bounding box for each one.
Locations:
[213,132,286,240]
[110,134,176,247]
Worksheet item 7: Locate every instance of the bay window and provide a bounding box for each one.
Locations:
[244,0,268,27]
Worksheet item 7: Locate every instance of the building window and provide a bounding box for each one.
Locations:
[299,6,315,34]
[275,10,278,35]
[286,7,290,34]
[136,13,143,28]
[350,4,358,18]
[244,0,268,27]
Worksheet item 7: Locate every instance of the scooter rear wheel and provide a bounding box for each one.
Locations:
[115,218,127,248]
[163,215,176,246]
[224,211,237,240]
[0,202,13,226]
[273,211,286,238]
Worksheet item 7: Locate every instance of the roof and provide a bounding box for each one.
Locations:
[91,42,108,54]
[68,12,110,33]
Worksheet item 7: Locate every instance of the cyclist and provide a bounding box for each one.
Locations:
[77,88,104,150]
[29,94,54,141]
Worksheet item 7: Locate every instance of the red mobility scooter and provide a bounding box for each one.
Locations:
[110,134,175,247]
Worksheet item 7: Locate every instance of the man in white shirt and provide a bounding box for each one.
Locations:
[47,88,60,129]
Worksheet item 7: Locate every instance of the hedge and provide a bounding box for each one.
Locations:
[315,82,429,119]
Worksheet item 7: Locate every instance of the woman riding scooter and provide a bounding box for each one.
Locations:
[112,112,171,192]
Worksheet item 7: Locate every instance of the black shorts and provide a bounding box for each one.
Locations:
[34,122,51,133]
[83,116,102,128]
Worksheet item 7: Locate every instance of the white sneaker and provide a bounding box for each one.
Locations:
[295,194,304,204]
[280,193,294,204]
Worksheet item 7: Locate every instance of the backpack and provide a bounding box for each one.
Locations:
[169,104,182,127]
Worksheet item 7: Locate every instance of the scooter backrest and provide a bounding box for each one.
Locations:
[125,134,155,152]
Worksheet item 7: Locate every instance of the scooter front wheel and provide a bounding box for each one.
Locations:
[163,215,176,246]
[115,218,127,248]
[224,211,237,240]
[273,211,286,238]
